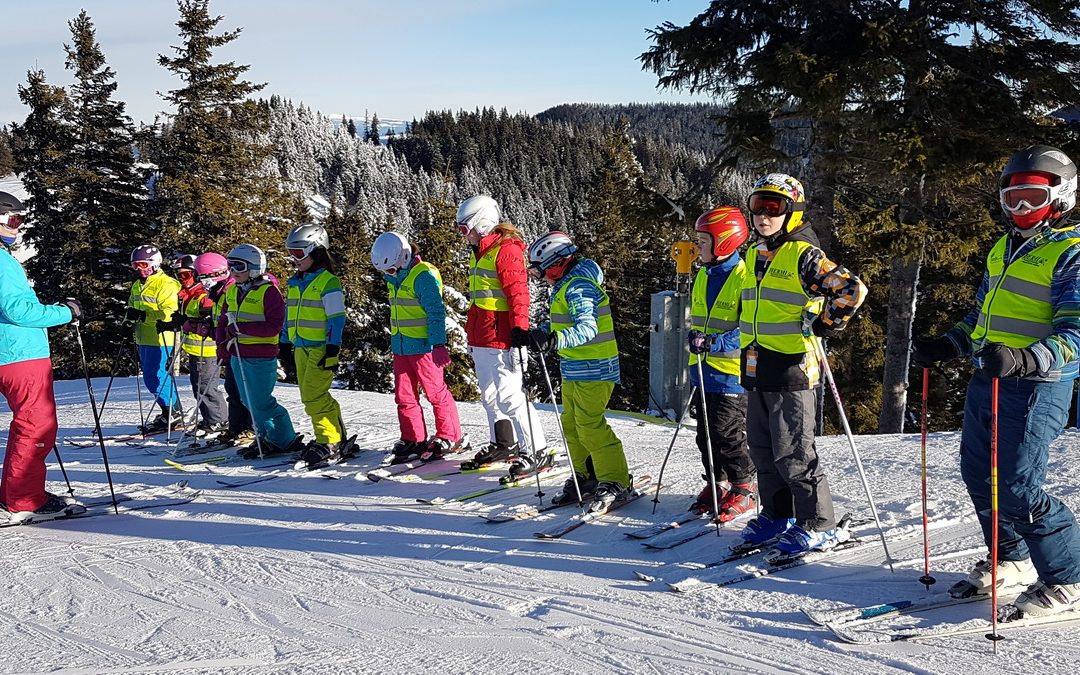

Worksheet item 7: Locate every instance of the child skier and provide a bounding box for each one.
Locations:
[195,252,254,447]
[737,173,867,560]
[913,145,1080,618]
[216,243,302,458]
[526,231,631,511]
[371,231,468,464]
[282,224,354,468]
[685,207,756,521]
[455,195,547,475]
[162,255,227,438]
[128,244,183,434]
[0,191,86,522]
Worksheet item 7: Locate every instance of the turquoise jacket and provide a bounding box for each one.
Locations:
[384,255,447,356]
[0,246,72,367]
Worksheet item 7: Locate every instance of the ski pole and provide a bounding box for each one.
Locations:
[51,445,75,500]
[164,329,184,443]
[231,345,265,460]
[73,321,120,514]
[518,347,547,503]
[651,385,696,514]
[987,375,1003,650]
[814,337,895,571]
[537,350,585,509]
[96,326,135,419]
[919,367,936,589]
[695,355,722,534]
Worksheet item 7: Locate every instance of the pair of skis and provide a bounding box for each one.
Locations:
[0,482,201,528]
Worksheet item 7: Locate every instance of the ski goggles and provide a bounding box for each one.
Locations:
[131,260,152,270]
[287,247,311,261]
[227,258,250,273]
[1000,184,1053,213]
[177,269,195,281]
[747,193,803,217]
[0,213,24,229]
[456,221,474,236]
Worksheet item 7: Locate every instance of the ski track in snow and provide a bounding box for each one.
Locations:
[2,377,1080,673]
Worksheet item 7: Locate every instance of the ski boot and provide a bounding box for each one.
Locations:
[389,439,424,465]
[715,482,756,523]
[551,474,599,506]
[3,494,87,525]
[240,434,304,460]
[139,407,186,435]
[733,514,796,554]
[420,434,471,462]
[689,476,730,514]
[587,479,634,514]
[948,557,1038,599]
[295,442,339,470]
[460,442,517,470]
[763,515,852,564]
[1004,580,1080,620]
[501,451,554,484]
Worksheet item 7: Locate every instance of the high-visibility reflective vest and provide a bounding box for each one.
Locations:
[389,261,442,340]
[180,291,216,358]
[285,269,336,343]
[550,276,618,361]
[740,241,820,355]
[688,263,744,377]
[224,283,277,345]
[468,245,510,311]
[970,232,1080,348]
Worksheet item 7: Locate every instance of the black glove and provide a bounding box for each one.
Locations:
[279,342,294,363]
[687,329,714,355]
[811,317,842,339]
[317,344,340,372]
[911,335,960,368]
[64,298,82,323]
[125,307,145,323]
[198,304,214,320]
[975,343,1043,379]
[156,318,180,333]
[528,327,556,351]
[511,326,531,349]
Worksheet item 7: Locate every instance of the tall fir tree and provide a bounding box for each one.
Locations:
[0,128,14,175]
[153,0,303,258]
[346,117,357,138]
[366,113,381,145]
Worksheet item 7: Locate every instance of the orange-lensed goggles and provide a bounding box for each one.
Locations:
[288,248,309,260]
[131,260,152,270]
[747,193,801,217]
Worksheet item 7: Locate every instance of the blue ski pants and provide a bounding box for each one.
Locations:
[960,371,1080,584]
[230,355,296,449]
[139,345,180,409]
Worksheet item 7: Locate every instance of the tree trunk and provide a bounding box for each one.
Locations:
[879,252,922,432]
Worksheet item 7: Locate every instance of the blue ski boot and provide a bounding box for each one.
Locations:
[732,514,795,554]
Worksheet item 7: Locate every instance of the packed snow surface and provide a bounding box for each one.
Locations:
[2,376,1080,674]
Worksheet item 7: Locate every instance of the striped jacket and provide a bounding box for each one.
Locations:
[542,258,620,383]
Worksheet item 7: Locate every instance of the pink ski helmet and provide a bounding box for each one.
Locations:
[193,252,229,290]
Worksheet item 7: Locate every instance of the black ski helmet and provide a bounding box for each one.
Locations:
[1000,145,1078,216]
[0,191,24,214]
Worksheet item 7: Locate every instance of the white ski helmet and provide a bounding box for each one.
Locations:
[528,231,577,272]
[370,231,412,272]
[227,243,268,276]
[455,195,501,237]
[130,244,163,270]
[286,223,330,261]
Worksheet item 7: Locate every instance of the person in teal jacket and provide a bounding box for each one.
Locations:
[0,191,84,521]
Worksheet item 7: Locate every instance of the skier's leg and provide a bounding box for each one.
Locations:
[491,347,546,452]
[415,351,462,443]
[769,389,835,531]
[567,379,628,486]
[393,354,427,442]
[709,392,754,485]
[746,390,790,520]
[0,358,58,512]
[297,346,342,445]
[559,380,591,477]
[471,346,503,443]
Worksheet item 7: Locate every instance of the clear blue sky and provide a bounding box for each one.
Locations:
[0,0,709,126]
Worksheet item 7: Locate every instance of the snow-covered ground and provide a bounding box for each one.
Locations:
[2,376,1080,673]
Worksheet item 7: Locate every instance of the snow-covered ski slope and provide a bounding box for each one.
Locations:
[2,377,1080,674]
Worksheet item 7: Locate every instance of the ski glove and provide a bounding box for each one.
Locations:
[64,298,82,323]
[528,327,556,351]
[318,344,340,372]
[125,307,145,323]
[431,345,451,368]
[687,329,714,355]
[911,335,960,368]
[510,326,531,349]
[156,318,181,333]
[811,316,842,339]
[975,343,1044,379]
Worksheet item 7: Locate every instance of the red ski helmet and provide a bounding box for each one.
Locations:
[694,207,749,259]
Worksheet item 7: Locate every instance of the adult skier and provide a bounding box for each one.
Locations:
[736,173,867,560]
[0,191,85,521]
[217,244,302,457]
[685,207,757,520]
[128,244,183,434]
[526,231,631,511]
[371,231,468,463]
[913,145,1080,618]
[455,195,547,475]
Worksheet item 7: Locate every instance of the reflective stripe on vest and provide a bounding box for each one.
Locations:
[389,261,442,340]
[970,233,1080,349]
[688,263,745,376]
[550,276,618,361]
[225,283,277,345]
[740,241,819,355]
[180,292,215,357]
[286,269,337,343]
[468,245,510,311]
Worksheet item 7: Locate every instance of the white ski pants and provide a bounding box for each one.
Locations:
[470,346,546,452]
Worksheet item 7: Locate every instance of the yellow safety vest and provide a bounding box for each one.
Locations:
[468,245,510,311]
[970,232,1080,349]
[550,276,618,361]
[224,283,277,345]
[688,263,745,377]
[286,269,337,343]
[129,272,181,347]
[740,241,820,355]
[388,261,442,340]
[179,291,216,358]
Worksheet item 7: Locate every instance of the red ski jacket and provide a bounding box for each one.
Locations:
[465,232,530,349]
